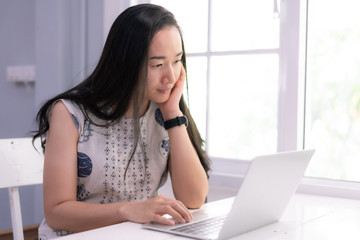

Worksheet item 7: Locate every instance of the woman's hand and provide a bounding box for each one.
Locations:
[158,65,186,120]
[120,195,193,225]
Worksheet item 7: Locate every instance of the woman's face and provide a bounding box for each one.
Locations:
[146,26,183,104]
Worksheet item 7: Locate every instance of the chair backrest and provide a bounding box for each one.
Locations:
[0,137,44,240]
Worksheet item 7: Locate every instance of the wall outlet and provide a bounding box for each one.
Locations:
[6,65,36,82]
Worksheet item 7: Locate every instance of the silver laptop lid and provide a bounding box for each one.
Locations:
[142,150,315,240]
[218,149,315,240]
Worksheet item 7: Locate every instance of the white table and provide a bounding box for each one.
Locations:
[55,194,360,240]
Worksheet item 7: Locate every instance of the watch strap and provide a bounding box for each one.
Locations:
[164,115,188,130]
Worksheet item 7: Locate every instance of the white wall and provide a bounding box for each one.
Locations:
[0,0,107,231]
[0,0,36,139]
[0,0,39,231]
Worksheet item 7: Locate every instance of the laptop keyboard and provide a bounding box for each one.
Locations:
[170,215,226,237]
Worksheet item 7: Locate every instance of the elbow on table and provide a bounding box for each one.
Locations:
[44,210,61,231]
[175,182,209,209]
[44,205,70,232]
[179,192,208,209]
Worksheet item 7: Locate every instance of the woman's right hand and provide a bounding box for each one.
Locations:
[120,195,193,225]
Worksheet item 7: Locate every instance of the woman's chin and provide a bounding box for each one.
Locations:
[151,95,170,104]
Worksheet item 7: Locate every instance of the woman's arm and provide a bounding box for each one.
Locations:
[167,123,209,209]
[43,101,192,232]
[158,66,209,209]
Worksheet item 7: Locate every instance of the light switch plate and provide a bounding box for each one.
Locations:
[6,65,36,82]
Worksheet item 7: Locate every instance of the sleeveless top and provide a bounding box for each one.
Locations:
[38,100,170,239]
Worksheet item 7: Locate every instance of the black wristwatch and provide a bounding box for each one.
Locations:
[164,115,188,130]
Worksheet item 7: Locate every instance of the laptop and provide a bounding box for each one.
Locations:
[142,149,315,240]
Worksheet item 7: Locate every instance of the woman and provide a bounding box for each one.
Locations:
[33,3,211,239]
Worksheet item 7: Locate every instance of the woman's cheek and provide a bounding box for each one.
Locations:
[175,66,181,81]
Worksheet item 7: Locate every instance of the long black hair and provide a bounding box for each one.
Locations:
[33,4,211,176]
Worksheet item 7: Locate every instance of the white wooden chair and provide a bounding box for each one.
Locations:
[0,137,44,240]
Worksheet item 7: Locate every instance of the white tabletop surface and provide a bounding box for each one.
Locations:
[54,194,360,240]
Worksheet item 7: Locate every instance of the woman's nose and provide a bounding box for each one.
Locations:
[162,65,176,84]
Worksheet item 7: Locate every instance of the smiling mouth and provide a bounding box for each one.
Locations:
[159,84,173,94]
[159,88,172,94]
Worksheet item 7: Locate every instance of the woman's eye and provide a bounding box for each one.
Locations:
[174,59,181,64]
[153,64,162,68]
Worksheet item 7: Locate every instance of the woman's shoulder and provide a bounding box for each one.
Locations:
[59,99,81,112]
[47,100,79,138]
[50,99,84,130]
[51,99,81,117]
[51,100,68,114]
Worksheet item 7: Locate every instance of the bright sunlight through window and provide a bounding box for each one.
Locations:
[305,0,360,182]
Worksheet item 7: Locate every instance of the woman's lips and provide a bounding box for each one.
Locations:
[159,88,171,94]
[159,84,173,94]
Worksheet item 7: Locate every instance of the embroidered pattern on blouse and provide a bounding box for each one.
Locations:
[101,118,151,204]
[77,152,93,177]
[161,139,170,151]
[79,120,93,143]
[155,108,164,127]
[71,114,80,129]
[54,229,72,237]
[77,184,90,201]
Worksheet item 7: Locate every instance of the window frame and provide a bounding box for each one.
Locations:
[122,0,360,199]
[185,0,300,155]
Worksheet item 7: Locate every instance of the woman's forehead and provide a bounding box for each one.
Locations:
[149,26,182,56]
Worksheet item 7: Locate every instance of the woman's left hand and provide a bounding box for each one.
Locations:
[158,65,186,120]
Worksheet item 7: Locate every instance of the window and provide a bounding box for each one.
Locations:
[304,0,360,182]
[127,0,360,189]
[149,0,280,159]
